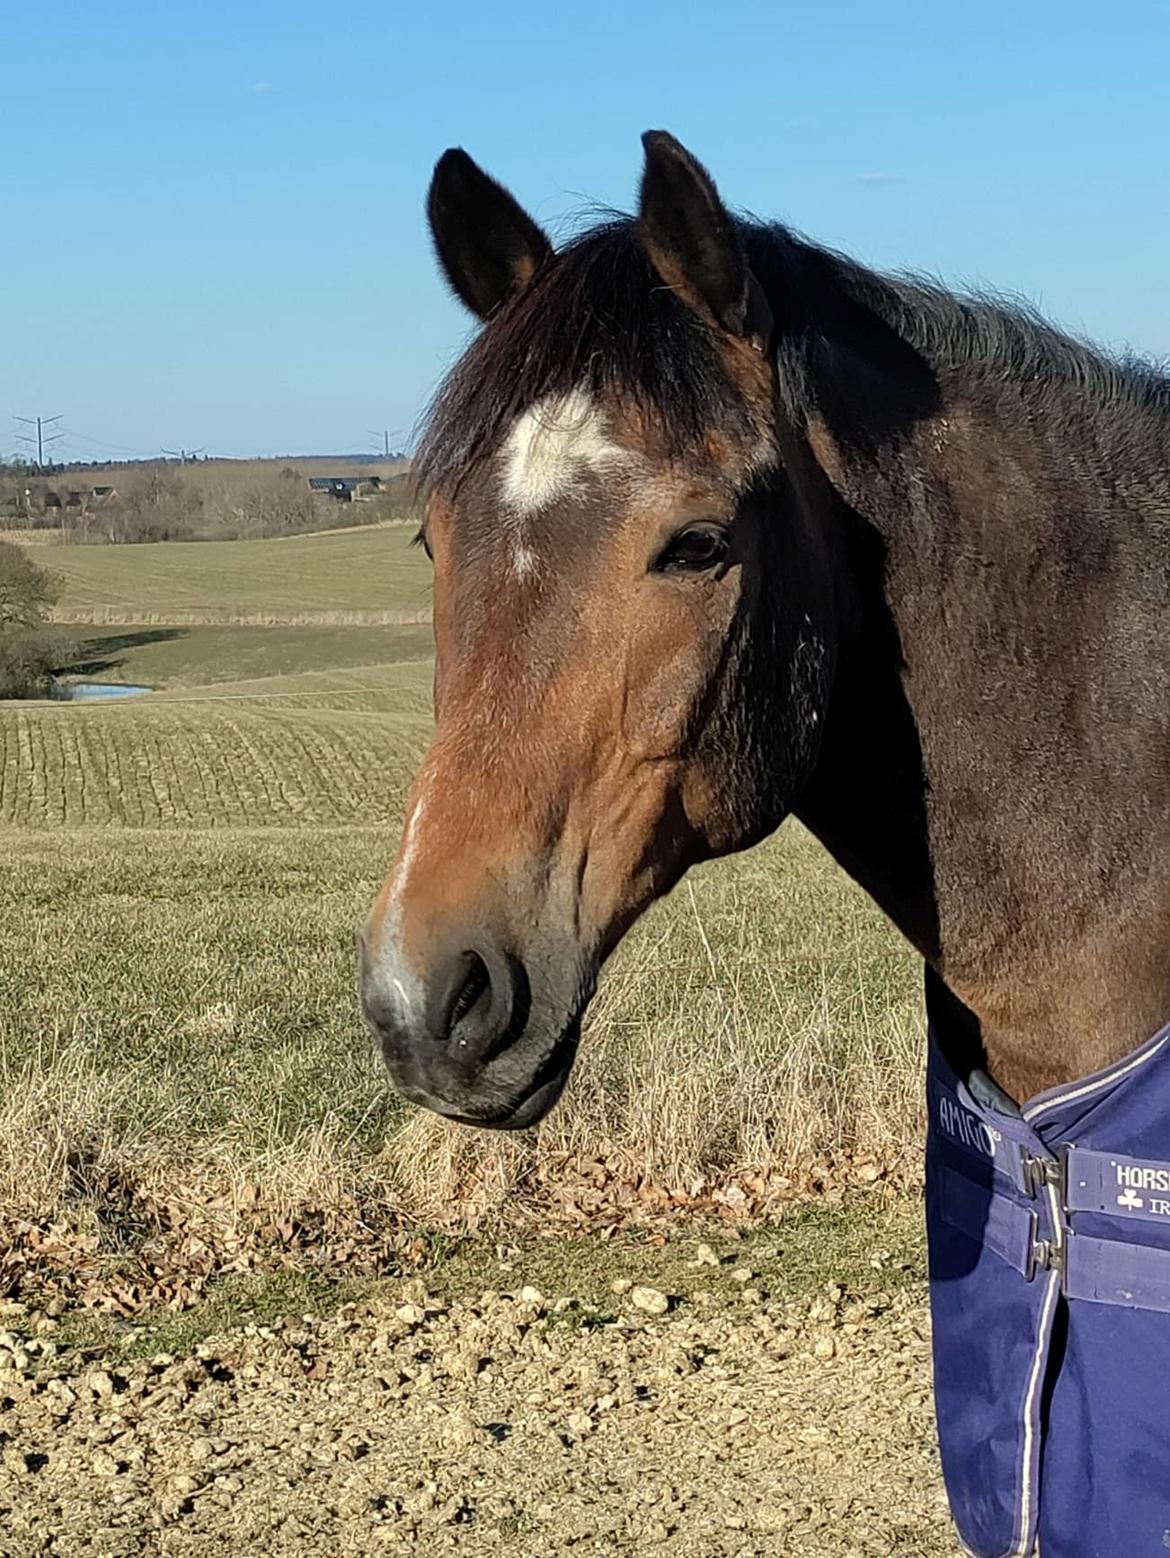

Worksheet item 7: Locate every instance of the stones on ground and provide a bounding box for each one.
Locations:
[0,1249,955,1556]
[85,1369,114,1399]
[3,1448,30,1476]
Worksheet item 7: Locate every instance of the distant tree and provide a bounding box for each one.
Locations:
[0,541,61,698]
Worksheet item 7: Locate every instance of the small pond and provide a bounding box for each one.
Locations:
[55,681,154,702]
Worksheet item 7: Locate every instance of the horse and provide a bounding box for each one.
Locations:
[359,133,1170,1556]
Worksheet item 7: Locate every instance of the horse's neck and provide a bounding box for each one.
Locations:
[800,402,1170,1101]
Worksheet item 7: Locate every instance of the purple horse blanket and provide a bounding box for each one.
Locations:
[927,996,1170,1557]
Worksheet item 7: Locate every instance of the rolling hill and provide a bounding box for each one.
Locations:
[47,525,433,624]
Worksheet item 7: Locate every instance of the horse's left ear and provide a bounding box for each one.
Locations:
[637,130,771,351]
[427,148,554,320]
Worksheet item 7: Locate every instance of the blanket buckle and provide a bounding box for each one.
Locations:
[1020,1149,1062,1198]
[1026,1234,1066,1281]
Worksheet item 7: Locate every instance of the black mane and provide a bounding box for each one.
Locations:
[773,228,1170,425]
[418,215,1170,492]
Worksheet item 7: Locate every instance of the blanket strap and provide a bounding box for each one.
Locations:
[939,1145,1170,1313]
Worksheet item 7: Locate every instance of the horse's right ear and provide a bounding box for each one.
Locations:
[427,149,554,321]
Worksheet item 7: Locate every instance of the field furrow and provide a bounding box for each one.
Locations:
[0,700,430,829]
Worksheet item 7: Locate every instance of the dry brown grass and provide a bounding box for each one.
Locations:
[0,528,65,547]
[381,875,923,1224]
[0,1045,393,1250]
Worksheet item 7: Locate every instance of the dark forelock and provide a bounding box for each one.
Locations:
[416,220,758,494]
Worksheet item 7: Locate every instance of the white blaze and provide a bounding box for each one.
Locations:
[375,790,431,1019]
[499,388,629,518]
[390,792,428,912]
[512,543,540,579]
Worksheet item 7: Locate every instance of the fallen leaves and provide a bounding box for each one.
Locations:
[0,1147,916,1318]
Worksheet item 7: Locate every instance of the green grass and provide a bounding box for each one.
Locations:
[57,623,435,688]
[46,526,433,624]
[0,826,398,1176]
[155,659,436,711]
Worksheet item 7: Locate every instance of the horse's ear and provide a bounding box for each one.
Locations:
[427,148,554,321]
[637,130,771,349]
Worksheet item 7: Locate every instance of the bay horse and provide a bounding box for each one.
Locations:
[362,130,1170,1123]
[359,133,1170,1558]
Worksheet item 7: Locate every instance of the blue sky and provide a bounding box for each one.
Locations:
[5,1,1169,461]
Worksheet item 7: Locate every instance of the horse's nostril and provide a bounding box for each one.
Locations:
[446,951,491,1040]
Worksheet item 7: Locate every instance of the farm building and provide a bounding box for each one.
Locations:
[307,476,384,503]
[41,485,119,514]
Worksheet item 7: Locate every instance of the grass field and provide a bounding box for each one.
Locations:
[2,525,922,1279]
[0,702,430,826]
[47,525,433,624]
[59,623,435,687]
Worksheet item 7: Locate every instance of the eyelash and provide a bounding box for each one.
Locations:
[653,524,730,574]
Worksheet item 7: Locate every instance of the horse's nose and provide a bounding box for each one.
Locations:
[359,907,585,1129]
[425,946,521,1054]
[360,931,527,1063]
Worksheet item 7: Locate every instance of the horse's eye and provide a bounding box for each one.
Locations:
[654,524,730,574]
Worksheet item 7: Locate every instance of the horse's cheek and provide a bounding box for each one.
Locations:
[624,574,740,750]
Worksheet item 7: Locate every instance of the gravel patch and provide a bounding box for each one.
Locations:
[0,1272,959,1556]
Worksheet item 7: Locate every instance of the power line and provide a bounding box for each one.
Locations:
[58,427,161,460]
[13,413,63,468]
